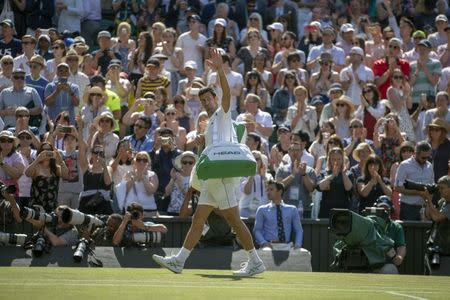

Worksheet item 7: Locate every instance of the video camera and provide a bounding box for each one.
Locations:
[61,208,104,231]
[0,232,27,246]
[404,180,438,194]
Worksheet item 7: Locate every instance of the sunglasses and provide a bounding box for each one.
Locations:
[90,93,102,97]
[389,45,399,49]
[0,138,13,143]
[13,76,25,80]
[22,41,34,45]
[166,112,176,116]
[182,161,194,165]
[136,158,148,163]
[2,61,13,65]
[134,124,147,129]
[52,46,61,50]
[18,135,32,140]
[350,125,362,129]
[320,62,330,66]
[393,76,403,80]
[336,103,346,107]
[363,89,372,93]
[174,100,185,104]
[17,114,30,118]
[92,150,104,155]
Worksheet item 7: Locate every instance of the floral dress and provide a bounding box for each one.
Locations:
[380,137,400,177]
[29,175,59,213]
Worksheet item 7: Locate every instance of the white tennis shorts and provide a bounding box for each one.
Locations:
[198,177,239,210]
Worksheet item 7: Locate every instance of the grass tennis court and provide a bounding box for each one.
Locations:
[0,267,447,299]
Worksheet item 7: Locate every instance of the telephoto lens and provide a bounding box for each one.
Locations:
[132,232,162,244]
[73,238,89,262]
[21,206,56,224]
[61,208,104,230]
[0,232,27,246]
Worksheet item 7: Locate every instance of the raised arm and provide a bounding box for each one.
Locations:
[210,48,230,112]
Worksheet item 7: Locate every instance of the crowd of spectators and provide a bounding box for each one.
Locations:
[0,0,449,250]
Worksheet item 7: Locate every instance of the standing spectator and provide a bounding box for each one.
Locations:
[92,31,122,77]
[266,0,298,36]
[157,105,186,150]
[136,0,165,33]
[272,70,299,125]
[336,23,355,56]
[123,115,153,152]
[242,70,270,112]
[0,68,42,128]
[44,63,80,124]
[185,111,208,154]
[308,121,335,163]
[427,119,450,181]
[319,83,344,126]
[275,50,309,90]
[205,18,236,60]
[110,140,134,194]
[340,46,374,107]
[88,111,120,163]
[16,129,36,207]
[437,25,450,68]
[298,21,322,61]
[269,124,291,172]
[176,14,206,76]
[0,131,25,197]
[356,155,392,213]
[329,95,354,140]
[308,52,340,96]
[343,118,374,168]
[13,35,37,75]
[286,85,317,141]
[307,26,345,73]
[252,51,273,94]
[423,91,450,137]
[317,147,353,219]
[395,141,434,221]
[236,94,272,141]
[372,37,410,99]
[354,83,385,140]
[239,12,268,47]
[0,55,14,92]
[0,19,21,58]
[111,22,136,73]
[135,58,170,99]
[428,15,449,50]
[207,2,239,42]
[410,40,442,110]
[128,31,153,85]
[65,49,90,108]
[112,0,139,38]
[25,55,48,102]
[45,40,66,81]
[26,142,68,213]
[272,31,305,76]
[276,142,316,218]
[282,130,315,168]
[266,22,284,60]
[79,86,110,141]
[80,0,102,48]
[403,31,439,63]
[254,180,303,249]
[232,29,270,75]
[56,0,83,33]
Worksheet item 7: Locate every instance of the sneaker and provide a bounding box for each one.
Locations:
[152,254,184,274]
[233,260,266,277]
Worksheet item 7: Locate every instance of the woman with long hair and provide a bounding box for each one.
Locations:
[87,112,120,163]
[272,70,299,125]
[317,147,353,218]
[373,112,405,177]
[45,39,66,80]
[298,22,322,60]
[80,86,110,141]
[309,121,336,163]
[329,95,355,140]
[232,28,270,75]
[156,104,187,150]
[26,142,68,213]
[355,83,385,140]
[154,28,183,96]
[128,31,153,85]
[239,12,268,47]
[252,51,274,94]
[386,68,415,141]
[46,111,71,151]
[242,70,270,112]
[0,131,25,198]
[111,139,135,188]
[356,155,392,212]
[348,142,375,211]
[309,52,339,96]
[111,22,136,73]
[206,18,236,59]
[173,95,193,133]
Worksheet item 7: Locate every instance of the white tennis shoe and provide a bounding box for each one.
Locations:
[152,254,184,274]
[233,260,266,277]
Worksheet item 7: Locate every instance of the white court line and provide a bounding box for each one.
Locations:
[386,291,429,300]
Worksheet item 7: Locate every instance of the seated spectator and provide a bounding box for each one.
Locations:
[254,180,303,250]
[239,151,271,218]
[276,142,317,218]
[0,131,25,198]
[317,147,353,219]
[354,83,385,140]
[286,86,317,141]
[0,68,43,129]
[356,155,392,213]
[112,202,167,247]
[26,205,79,247]
[166,151,197,216]
[80,86,110,141]
[88,112,120,163]
[119,152,158,217]
[26,142,69,213]
[44,63,80,125]
[0,55,14,92]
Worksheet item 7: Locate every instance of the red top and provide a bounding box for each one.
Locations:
[363,109,377,140]
[372,58,410,99]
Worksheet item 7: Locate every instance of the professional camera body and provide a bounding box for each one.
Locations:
[329,208,396,271]
[0,182,16,200]
[0,232,27,246]
[73,238,92,262]
[61,208,104,231]
[24,231,50,257]
[404,180,438,194]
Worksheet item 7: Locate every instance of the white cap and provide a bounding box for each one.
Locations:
[349,46,364,57]
[214,18,227,27]
[340,23,355,33]
[267,22,284,32]
[184,60,198,70]
[310,21,322,31]
[436,14,448,23]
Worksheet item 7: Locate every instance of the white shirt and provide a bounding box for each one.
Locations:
[403,48,439,63]
[57,0,84,33]
[307,44,346,73]
[69,71,90,107]
[176,31,207,76]
[282,150,315,168]
[208,70,243,114]
[204,106,237,146]
[13,54,31,74]
[236,109,273,140]
[339,64,374,106]
[285,104,317,141]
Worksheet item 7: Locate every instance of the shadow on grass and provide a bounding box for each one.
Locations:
[195,273,264,280]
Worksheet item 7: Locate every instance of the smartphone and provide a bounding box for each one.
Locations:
[61,126,72,133]
[161,136,171,145]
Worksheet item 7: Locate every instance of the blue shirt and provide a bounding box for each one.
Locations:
[26,75,49,102]
[44,80,80,124]
[123,134,153,152]
[254,202,303,248]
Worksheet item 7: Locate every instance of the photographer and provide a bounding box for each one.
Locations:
[112,202,167,247]
[0,183,21,230]
[89,214,123,247]
[26,205,79,247]
[423,175,450,275]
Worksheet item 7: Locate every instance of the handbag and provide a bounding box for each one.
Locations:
[196,141,256,179]
[0,1,14,24]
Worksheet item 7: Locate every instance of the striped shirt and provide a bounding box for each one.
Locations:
[139,75,170,95]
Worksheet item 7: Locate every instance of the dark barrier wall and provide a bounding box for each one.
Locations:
[9,218,431,275]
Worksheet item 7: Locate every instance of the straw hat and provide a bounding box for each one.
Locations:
[27,55,46,67]
[352,142,374,162]
[174,151,198,170]
[63,48,84,65]
[83,86,105,104]
[0,130,18,145]
[427,118,449,134]
[333,95,355,114]
[94,111,117,128]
